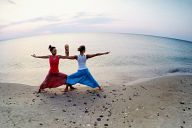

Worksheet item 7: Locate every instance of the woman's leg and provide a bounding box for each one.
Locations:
[63,71,83,92]
[64,84,76,92]
[38,73,51,93]
[79,69,101,89]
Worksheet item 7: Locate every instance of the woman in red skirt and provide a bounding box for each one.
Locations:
[31,45,75,93]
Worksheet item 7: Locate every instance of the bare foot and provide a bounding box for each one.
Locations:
[98,86,103,91]
[64,88,69,92]
[38,89,42,93]
[70,86,77,91]
[38,89,47,93]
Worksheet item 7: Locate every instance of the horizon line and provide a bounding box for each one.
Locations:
[0,32,192,43]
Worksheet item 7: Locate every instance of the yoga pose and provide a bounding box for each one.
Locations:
[31,45,75,93]
[65,45,110,90]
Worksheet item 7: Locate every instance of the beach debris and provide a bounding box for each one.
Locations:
[133,92,139,97]
[62,109,66,112]
[39,123,43,126]
[140,85,147,90]
[103,105,108,110]
[51,108,56,111]
[28,119,32,122]
[85,107,89,113]
[119,93,123,96]
[180,126,184,128]
[86,124,91,127]
[103,95,107,98]
[183,121,185,124]
[157,112,160,116]
[84,102,87,105]
[100,115,104,118]
[129,97,132,100]
[96,94,101,97]
[108,110,112,117]
[180,101,185,105]
[122,88,126,91]
[159,107,165,110]
[122,98,126,102]
[32,99,35,102]
[55,118,59,122]
[104,124,108,126]
[94,122,97,126]
[97,118,101,121]
[123,112,128,117]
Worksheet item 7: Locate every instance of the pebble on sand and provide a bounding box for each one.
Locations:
[104,124,108,126]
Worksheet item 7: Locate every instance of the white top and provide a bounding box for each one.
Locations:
[77,54,87,70]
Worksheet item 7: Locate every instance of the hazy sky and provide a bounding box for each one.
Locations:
[0,0,192,41]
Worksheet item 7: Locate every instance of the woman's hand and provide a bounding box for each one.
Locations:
[105,52,110,55]
[31,54,36,58]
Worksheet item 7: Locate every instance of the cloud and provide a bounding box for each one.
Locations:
[75,17,113,24]
[7,0,16,4]
[0,14,116,40]
[0,16,61,29]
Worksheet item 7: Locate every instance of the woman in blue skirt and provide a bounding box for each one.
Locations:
[64,45,109,91]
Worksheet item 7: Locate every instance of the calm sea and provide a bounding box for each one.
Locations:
[0,33,192,86]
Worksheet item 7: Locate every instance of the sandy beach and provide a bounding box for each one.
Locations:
[0,75,192,128]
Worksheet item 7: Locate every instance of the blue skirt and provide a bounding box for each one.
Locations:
[67,68,99,88]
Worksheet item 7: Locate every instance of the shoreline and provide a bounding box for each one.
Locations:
[0,75,192,128]
[127,73,192,86]
[1,73,192,87]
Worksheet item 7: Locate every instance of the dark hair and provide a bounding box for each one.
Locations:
[48,45,56,52]
[78,45,85,52]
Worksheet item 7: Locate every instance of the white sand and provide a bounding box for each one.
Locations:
[0,75,192,128]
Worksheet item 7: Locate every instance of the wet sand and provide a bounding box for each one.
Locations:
[0,75,192,128]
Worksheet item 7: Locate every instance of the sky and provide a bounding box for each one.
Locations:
[0,0,192,41]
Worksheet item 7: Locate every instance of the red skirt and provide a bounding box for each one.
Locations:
[39,72,67,90]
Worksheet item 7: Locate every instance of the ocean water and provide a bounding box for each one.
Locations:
[0,33,192,86]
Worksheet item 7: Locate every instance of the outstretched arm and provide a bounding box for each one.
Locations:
[59,55,77,60]
[86,52,110,59]
[31,54,49,59]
